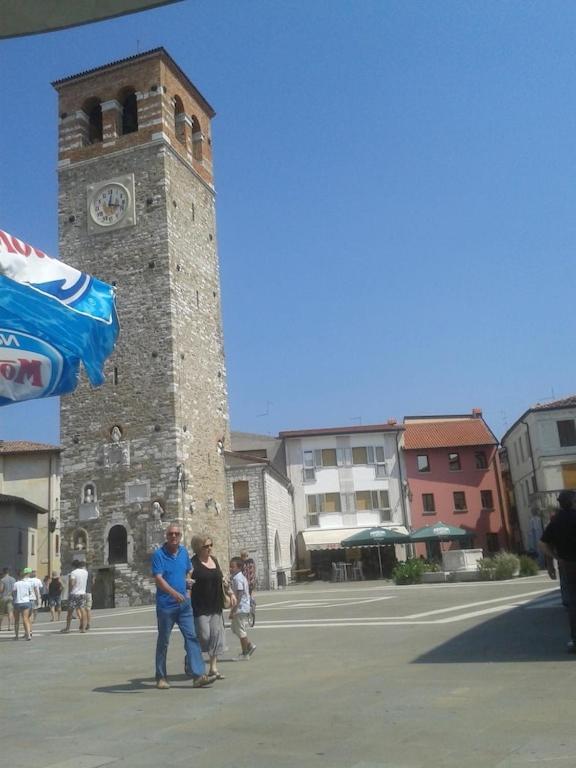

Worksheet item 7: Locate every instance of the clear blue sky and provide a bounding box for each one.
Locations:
[0,0,574,445]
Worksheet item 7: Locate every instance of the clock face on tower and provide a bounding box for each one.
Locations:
[87,175,136,234]
[90,183,129,226]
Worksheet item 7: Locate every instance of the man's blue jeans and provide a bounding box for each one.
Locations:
[155,599,205,680]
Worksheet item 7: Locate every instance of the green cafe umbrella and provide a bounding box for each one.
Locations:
[409,522,470,542]
[341,527,410,578]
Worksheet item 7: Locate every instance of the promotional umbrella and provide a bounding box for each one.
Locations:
[341,527,410,578]
[409,522,470,542]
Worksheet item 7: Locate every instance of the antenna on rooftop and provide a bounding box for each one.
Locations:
[256,400,273,418]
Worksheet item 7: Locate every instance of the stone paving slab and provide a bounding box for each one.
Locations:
[1,577,574,768]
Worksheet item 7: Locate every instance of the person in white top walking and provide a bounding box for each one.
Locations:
[29,570,43,624]
[229,557,256,659]
[13,568,38,641]
[61,560,88,634]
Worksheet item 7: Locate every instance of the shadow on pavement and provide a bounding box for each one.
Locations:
[92,677,159,694]
[93,674,216,694]
[413,591,574,664]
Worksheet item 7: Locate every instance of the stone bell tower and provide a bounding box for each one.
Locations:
[53,49,230,606]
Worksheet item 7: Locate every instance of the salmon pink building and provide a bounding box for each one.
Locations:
[403,410,508,559]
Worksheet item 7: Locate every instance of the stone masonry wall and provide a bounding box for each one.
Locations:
[227,466,269,589]
[227,465,295,590]
[57,53,230,604]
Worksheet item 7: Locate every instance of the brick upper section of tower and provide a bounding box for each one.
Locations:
[52,48,215,186]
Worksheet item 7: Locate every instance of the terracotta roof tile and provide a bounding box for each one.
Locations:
[0,441,60,454]
[403,419,496,450]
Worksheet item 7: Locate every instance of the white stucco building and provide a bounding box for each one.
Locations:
[501,395,576,551]
[280,423,410,579]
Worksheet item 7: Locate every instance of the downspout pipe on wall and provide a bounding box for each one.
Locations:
[491,448,511,550]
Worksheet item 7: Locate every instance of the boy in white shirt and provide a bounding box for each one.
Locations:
[61,560,88,634]
[229,557,256,659]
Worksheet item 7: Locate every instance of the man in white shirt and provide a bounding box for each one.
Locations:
[30,570,43,624]
[60,560,88,634]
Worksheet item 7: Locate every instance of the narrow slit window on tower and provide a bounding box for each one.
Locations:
[121,90,138,135]
[113,367,119,385]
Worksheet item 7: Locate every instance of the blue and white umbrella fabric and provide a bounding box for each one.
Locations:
[0,229,119,405]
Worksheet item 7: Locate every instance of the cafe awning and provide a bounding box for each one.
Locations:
[300,527,409,552]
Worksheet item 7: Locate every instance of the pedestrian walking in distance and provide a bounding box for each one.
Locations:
[229,557,256,659]
[152,523,213,690]
[0,567,16,632]
[13,568,37,641]
[60,560,88,633]
[48,572,63,622]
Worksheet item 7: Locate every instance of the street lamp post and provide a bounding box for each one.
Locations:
[48,517,57,577]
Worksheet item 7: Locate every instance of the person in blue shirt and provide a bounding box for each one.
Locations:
[152,523,213,690]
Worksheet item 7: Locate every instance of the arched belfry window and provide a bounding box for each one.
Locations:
[108,525,128,564]
[191,115,203,161]
[83,98,103,144]
[174,96,186,145]
[120,90,138,135]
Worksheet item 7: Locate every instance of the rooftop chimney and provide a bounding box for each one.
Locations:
[472,408,482,418]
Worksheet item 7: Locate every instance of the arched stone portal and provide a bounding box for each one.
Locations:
[108,524,128,564]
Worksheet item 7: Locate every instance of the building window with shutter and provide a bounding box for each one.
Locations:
[557,420,576,448]
[480,490,494,510]
[303,451,315,481]
[475,451,488,469]
[453,491,467,512]
[448,452,461,471]
[233,481,250,510]
[422,493,436,514]
[417,454,430,472]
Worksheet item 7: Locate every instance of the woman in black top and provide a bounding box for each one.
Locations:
[48,572,63,622]
[189,534,235,679]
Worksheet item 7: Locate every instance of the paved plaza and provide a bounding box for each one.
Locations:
[2,575,576,768]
